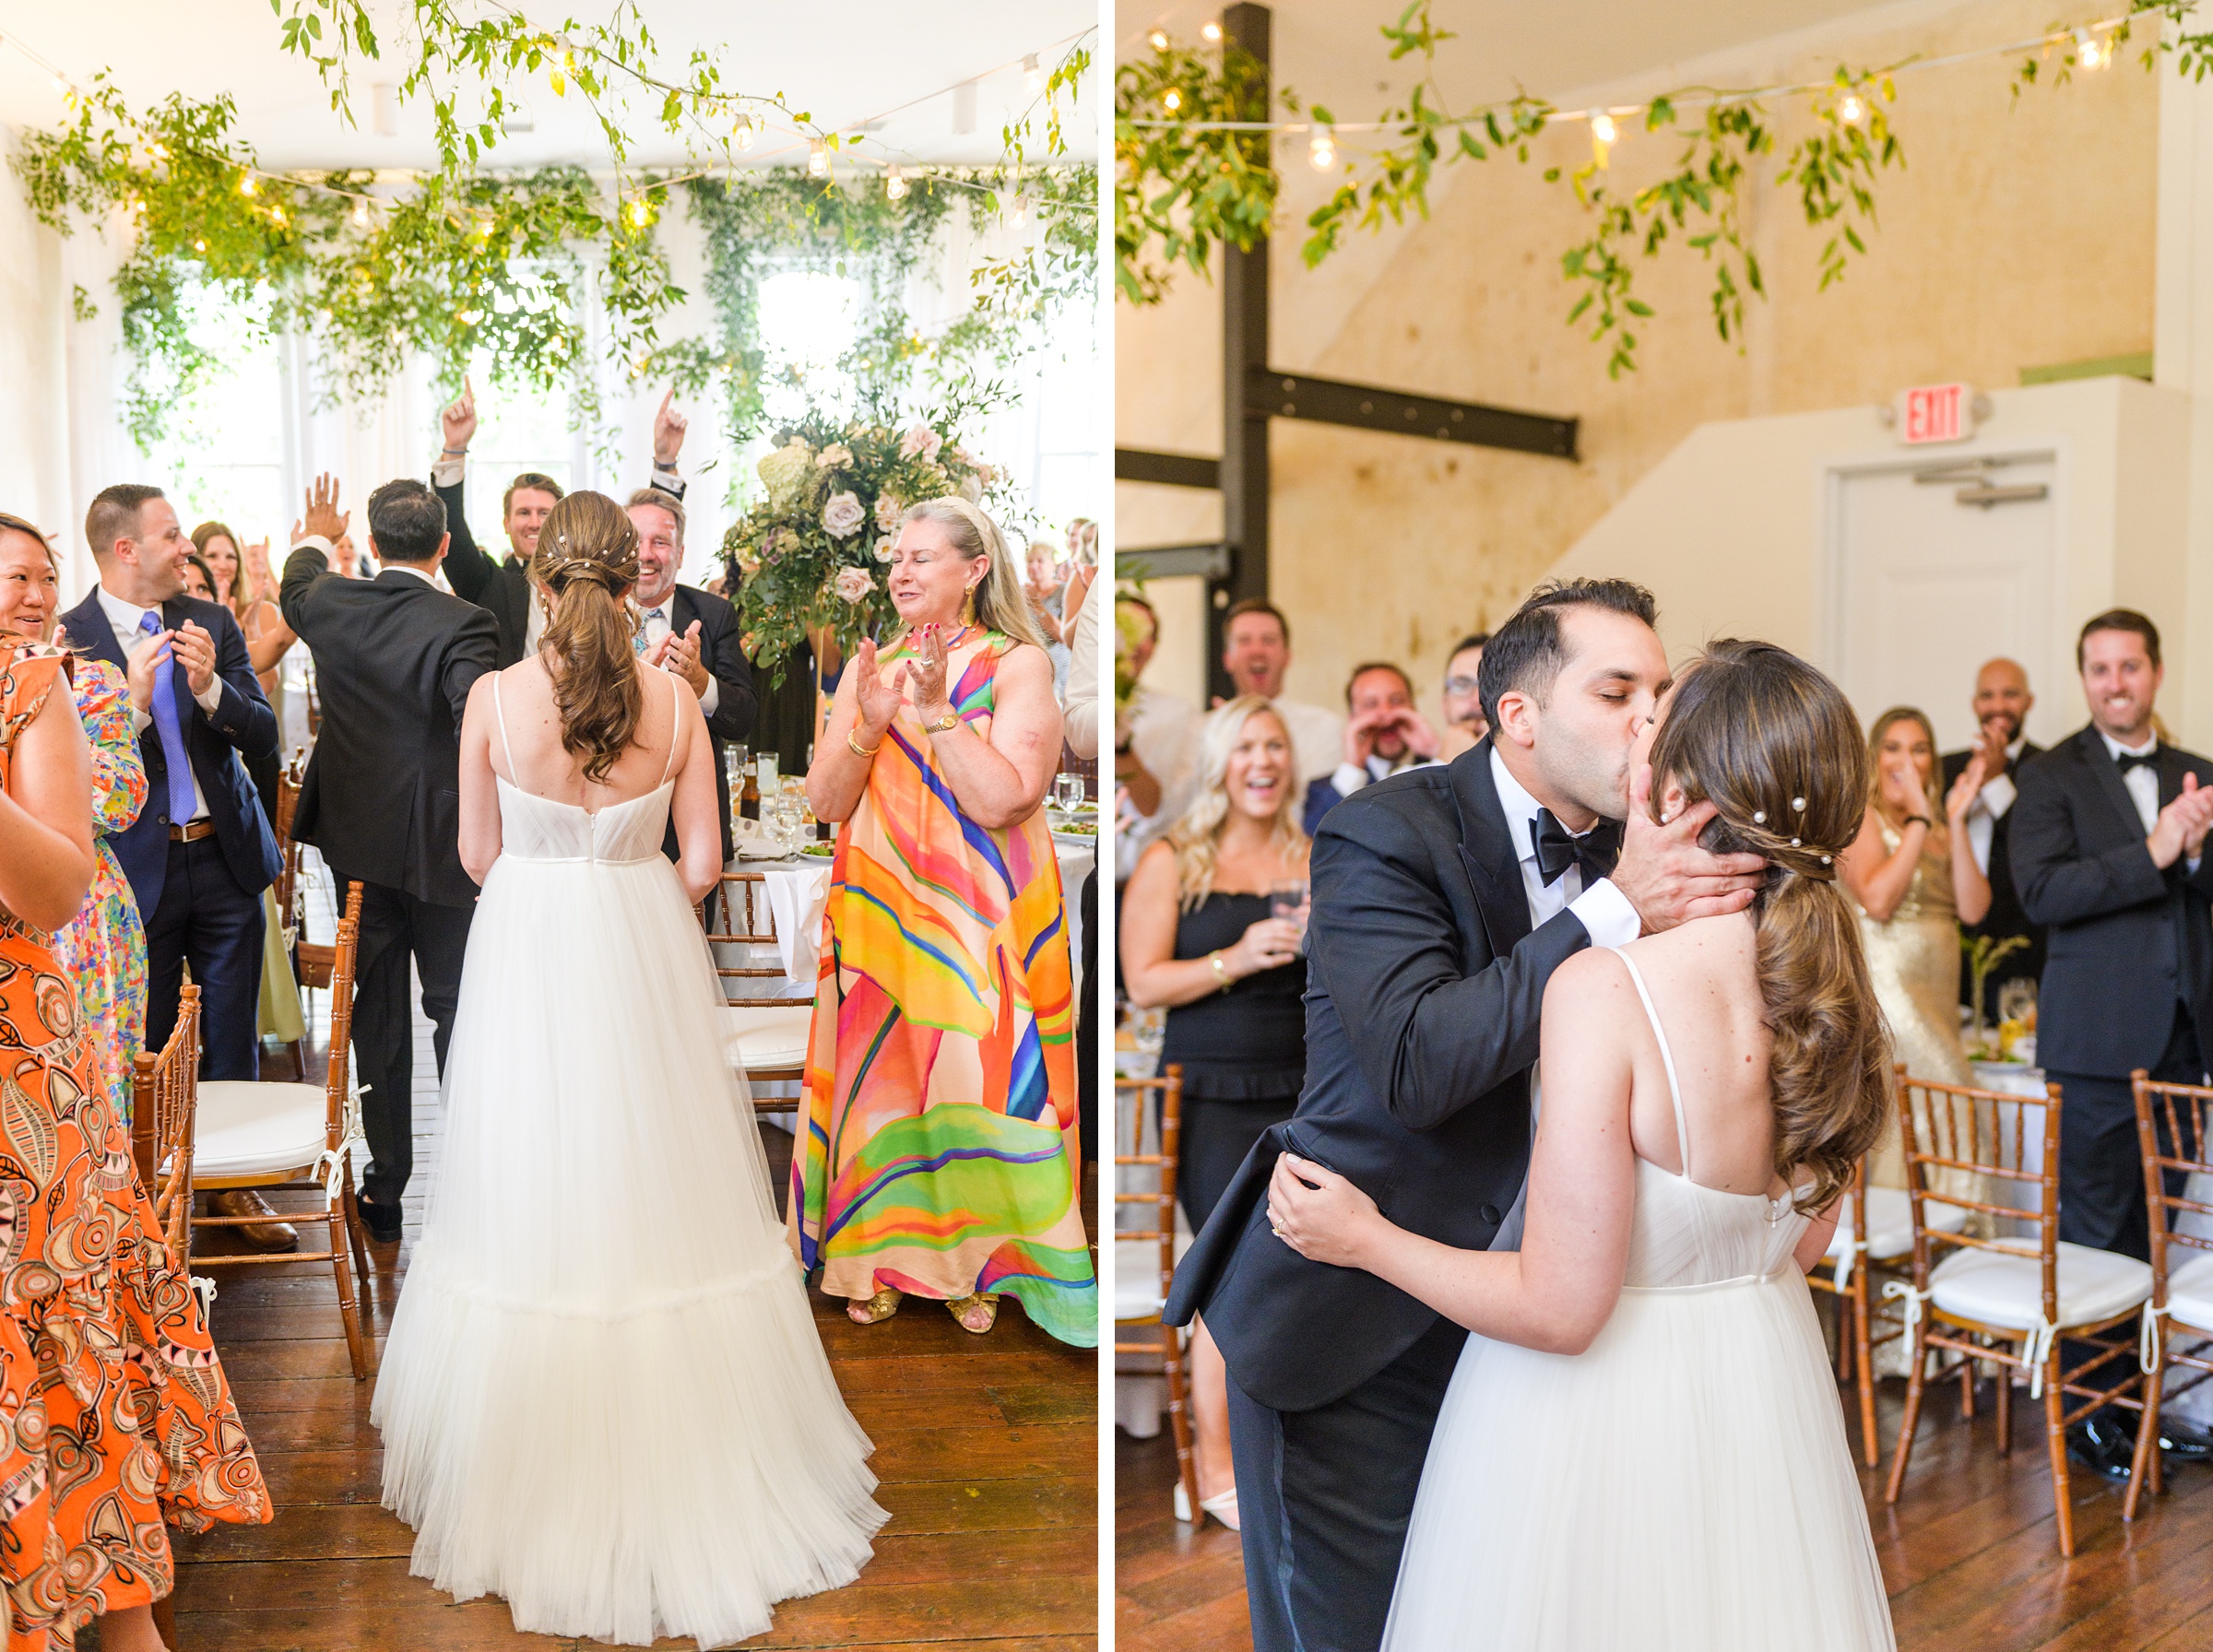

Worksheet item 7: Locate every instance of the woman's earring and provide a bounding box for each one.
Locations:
[961,584,978,626]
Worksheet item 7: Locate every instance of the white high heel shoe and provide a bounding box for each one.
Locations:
[1173,1480,1242,1531]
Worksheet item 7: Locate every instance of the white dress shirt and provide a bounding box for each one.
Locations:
[2101,729,2198,874]
[96,584,222,820]
[1960,738,2026,876]
[638,596,719,717]
[380,561,435,586]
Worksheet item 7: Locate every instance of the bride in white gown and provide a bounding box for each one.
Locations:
[372,490,885,1648]
[1269,640,1897,1651]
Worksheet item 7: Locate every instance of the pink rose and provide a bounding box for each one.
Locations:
[822,490,865,539]
[873,492,904,533]
[899,424,943,463]
[834,566,875,603]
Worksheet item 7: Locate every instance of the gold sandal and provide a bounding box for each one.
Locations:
[848,1286,903,1326]
[947,1292,999,1335]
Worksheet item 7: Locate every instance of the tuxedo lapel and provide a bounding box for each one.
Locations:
[2160,742,2189,809]
[2078,726,2148,838]
[60,593,124,672]
[1448,738,1533,957]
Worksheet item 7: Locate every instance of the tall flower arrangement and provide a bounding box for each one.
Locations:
[722,411,1002,684]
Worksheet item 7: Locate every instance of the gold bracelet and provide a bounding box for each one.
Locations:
[847,729,882,758]
[1209,950,1231,991]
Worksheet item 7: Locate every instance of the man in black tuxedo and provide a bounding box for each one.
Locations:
[1165,580,1767,1652]
[2012,609,2213,1474]
[59,484,280,1082]
[625,488,755,869]
[281,477,501,1244]
[432,379,691,668]
[1941,657,2046,1008]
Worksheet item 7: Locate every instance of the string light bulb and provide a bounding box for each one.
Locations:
[1009,193,1031,229]
[1149,29,1169,51]
[1309,128,1336,171]
[50,74,66,95]
[734,112,757,151]
[885,163,908,201]
[628,197,650,228]
[1162,87,1182,112]
[270,205,287,228]
[351,198,369,228]
[2077,29,2107,67]
[1589,111,1618,146]
[1839,92,1865,124]
[1023,53,1042,93]
[808,138,829,178]
[1201,19,1223,41]
[239,175,256,195]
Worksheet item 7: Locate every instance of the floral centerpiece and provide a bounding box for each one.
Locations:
[721,411,1002,686]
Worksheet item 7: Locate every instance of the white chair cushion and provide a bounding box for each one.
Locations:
[1929,1240,2152,1332]
[720,1005,814,1074]
[1116,1237,1168,1322]
[2162,1251,2213,1334]
[1825,1187,1969,1262]
[195,1081,328,1182]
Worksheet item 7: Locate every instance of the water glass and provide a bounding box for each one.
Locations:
[1998,977,2037,1032]
[1053,773,1088,816]
[1270,879,1311,952]
[756,752,779,796]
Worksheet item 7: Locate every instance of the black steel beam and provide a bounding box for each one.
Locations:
[1215,1,1272,704]
[1250,368,1579,460]
[1115,542,1233,581]
[1115,448,1223,490]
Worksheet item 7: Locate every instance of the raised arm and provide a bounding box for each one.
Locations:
[434,380,497,606]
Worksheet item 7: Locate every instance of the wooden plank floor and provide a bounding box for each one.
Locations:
[148,892,1096,1651]
[1116,1338,2213,1651]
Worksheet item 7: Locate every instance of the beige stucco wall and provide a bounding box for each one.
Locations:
[1116,0,2160,713]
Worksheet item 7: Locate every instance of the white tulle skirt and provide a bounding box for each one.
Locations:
[371,851,887,1649]
[1382,1267,1895,1652]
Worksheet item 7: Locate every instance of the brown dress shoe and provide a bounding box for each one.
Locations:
[209,1189,299,1252]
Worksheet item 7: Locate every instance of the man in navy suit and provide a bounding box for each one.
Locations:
[58,484,280,1081]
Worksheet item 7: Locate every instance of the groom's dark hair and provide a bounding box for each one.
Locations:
[366,478,449,564]
[1478,578,1658,733]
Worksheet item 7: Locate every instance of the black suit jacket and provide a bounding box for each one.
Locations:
[57,588,280,918]
[435,478,532,669]
[279,549,501,908]
[1940,740,2046,1002]
[1164,738,1598,1412]
[2011,726,2213,1077]
[654,581,755,868]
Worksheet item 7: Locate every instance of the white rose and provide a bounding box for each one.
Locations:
[899,424,943,463]
[873,492,904,533]
[834,566,874,603]
[958,473,983,503]
[871,537,893,563]
[816,443,853,469]
[821,490,866,539]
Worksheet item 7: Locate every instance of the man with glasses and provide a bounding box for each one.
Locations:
[1438,632,1490,761]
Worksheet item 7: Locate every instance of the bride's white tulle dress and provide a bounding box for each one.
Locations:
[1381,949,1895,1652]
[371,681,887,1649]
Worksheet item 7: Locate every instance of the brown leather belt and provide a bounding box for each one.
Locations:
[169,820,216,843]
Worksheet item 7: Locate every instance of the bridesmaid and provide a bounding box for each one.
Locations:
[1,518,151,1131]
[797,497,1095,1344]
[1839,705,1992,1185]
[0,542,271,1651]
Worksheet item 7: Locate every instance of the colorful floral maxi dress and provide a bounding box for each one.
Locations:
[789,626,1096,1346]
[0,643,270,1646]
[45,659,148,1133]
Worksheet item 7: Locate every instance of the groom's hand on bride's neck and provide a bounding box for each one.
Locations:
[1610,763,1766,934]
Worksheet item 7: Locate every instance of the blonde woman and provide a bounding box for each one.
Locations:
[1120,695,1312,1530]
[1839,707,1990,1184]
[798,496,1092,1342]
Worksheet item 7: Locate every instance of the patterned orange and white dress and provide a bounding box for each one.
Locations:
[0,643,269,1646]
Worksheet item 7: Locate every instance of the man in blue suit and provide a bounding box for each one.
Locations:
[58,483,280,1082]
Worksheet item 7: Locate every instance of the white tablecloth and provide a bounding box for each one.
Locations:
[725,837,1094,990]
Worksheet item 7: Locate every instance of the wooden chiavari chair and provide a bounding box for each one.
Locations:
[189,883,375,1380]
[1884,1067,2153,1555]
[129,983,201,1270]
[703,868,813,1115]
[273,748,336,1081]
[1114,1067,1201,1525]
[2127,1070,2213,1519]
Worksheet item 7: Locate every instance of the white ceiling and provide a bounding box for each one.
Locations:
[0,1,1099,171]
[1123,0,1954,122]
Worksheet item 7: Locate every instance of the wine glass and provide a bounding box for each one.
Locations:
[1270,879,1310,954]
[1998,977,2037,1032]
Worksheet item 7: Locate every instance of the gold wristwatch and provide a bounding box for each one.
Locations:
[923,708,961,734]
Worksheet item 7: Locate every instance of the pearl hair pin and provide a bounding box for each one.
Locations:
[1793,796,1806,811]
[1752,810,1767,824]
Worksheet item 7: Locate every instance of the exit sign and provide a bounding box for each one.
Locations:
[1896,382,1974,444]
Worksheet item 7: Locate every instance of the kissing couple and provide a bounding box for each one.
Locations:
[1167,579,1898,1652]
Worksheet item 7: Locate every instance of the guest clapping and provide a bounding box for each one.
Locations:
[796,499,1095,1344]
[1120,695,1313,1530]
[1303,662,1441,834]
[1941,657,2045,1007]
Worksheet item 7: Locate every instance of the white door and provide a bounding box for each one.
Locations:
[1828,452,2060,752]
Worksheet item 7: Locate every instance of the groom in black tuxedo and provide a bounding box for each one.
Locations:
[282,477,501,1243]
[1165,581,1766,1652]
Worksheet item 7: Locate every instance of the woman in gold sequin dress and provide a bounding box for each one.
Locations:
[1839,706,1994,1185]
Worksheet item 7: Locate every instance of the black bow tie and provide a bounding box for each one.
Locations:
[1533,808,1621,889]
[2115,749,2160,774]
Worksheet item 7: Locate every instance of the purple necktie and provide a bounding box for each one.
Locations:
[140,610,197,824]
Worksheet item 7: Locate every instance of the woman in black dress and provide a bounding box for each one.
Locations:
[1120,695,1309,1531]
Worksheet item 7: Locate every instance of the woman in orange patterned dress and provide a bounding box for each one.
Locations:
[0,617,270,1651]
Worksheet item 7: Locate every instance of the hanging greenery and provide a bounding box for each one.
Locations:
[9,6,1096,445]
[1118,0,2209,376]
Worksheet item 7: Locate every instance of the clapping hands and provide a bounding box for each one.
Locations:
[1943,753,1988,826]
[2149,773,2213,869]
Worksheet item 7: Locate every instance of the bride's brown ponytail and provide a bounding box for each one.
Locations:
[1645,640,1890,1213]
[529,491,644,785]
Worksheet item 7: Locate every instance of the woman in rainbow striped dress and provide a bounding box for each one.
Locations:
[797,498,1095,1344]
